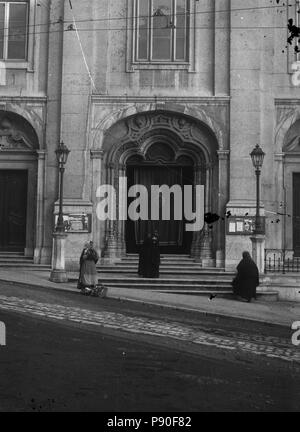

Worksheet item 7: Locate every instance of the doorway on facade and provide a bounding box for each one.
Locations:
[0,170,28,252]
[293,173,300,257]
[125,164,194,254]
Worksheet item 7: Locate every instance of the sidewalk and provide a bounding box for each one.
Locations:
[0,268,299,328]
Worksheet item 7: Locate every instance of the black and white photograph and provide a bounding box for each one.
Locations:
[0,0,300,416]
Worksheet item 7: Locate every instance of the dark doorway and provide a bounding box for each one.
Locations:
[0,170,28,252]
[126,165,194,254]
[293,173,300,257]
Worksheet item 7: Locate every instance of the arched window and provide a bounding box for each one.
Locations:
[136,0,190,62]
[0,0,29,60]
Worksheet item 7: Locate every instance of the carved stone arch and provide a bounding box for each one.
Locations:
[0,110,39,151]
[103,114,217,170]
[119,148,147,166]
[93,104,224,151]
[3,104,43,149]
[176,145,206,167]
[141,133,179,161]
[275,107,300,153]
[282,118,300,153]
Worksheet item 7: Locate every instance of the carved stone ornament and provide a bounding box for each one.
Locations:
[0,118,33,151]
[124,112,196,145]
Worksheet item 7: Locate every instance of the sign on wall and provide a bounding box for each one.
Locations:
[226,216,257,236]
[54,213,91,233]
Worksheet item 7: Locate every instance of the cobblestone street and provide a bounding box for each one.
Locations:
[0,294,299,364]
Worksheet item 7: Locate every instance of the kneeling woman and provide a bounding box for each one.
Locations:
[78,241,99,294]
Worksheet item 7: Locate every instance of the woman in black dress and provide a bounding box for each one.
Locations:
[138,233,160,278]
[233,251,259,302]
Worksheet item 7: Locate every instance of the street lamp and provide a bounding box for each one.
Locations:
[250,144,265,234]
[55,141,70,232]
[49,141,70,283]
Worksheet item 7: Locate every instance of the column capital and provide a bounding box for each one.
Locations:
[36,150,47,159]
[274,153,286,162]
[90,149,104,160]
[205,162,214,170]
[194,163,203,172]
[217,150,230,160]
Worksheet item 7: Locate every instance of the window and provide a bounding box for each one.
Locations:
[0,1,28,61]
[136,0,189,63]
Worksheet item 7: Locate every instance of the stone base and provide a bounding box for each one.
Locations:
[201,258,216,268]
[49,269,68,283]
[250,234,265,274]
[216,250,225,268]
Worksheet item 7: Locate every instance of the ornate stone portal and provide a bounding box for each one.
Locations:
[0,111,41,259]
[96,111,226,266]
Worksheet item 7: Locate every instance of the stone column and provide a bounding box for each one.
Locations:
[250,234,265,274]
[191,164,202,258]
[91,149,104,257]
[274,153,286,251]
[198,163,214,266]
[117,164,127,257]
[34,150,46,264]
[49,232,68,283]
[216,150,230,268]
[105,163,119,261]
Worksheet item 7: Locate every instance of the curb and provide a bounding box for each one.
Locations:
[0,277,290,329]
[106,293,289,329]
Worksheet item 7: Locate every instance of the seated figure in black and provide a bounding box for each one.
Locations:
[232,251,259,302]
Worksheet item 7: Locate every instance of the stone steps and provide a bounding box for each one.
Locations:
[0,254,51,270]
[94,253,279,301]
[98,268,232,278]
[99,276,232,286]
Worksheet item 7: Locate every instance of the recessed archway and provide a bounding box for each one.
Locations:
[98,110,226,263]
[0,110,40,257]
[282,119,300,256]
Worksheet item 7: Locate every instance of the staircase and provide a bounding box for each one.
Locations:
[98,255,278,300]
[0,252,50,270]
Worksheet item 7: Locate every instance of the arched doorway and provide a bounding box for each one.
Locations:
[0,111,39,255]
[100,111,221,262]
[282,119,300,256]
[125,140,201,254]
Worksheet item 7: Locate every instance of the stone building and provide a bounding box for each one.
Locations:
[0,0,300,272]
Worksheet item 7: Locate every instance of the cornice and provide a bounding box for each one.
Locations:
[91,95,231,106]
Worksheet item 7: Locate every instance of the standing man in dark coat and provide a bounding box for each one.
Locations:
[233,251,259,302]
[150,233,160,278]
[138,233,152,277]
[138,233,160,278]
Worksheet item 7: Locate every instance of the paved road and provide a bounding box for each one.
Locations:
[0,294,299,363]
[0,282,300,411]
[1,310,300,412]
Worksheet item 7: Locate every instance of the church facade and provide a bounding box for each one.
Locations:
[0,0,299,271]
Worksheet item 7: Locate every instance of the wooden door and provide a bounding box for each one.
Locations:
[0,170,28,251]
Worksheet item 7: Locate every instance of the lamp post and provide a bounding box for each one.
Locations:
[250,144,266,273]
[250,144,265,234]
[55,141,70,232]
[50,141,70,283]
